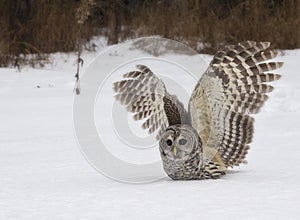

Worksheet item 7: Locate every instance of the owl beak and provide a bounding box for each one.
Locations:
[173,146,177,156]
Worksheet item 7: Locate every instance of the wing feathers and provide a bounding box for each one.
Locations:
[235,73,281,85]
[220,111,253,166]
[213,41,271,66]
[189,41,283,167]
[114,65,188,138]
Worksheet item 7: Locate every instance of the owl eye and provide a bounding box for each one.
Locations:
[178,138,187,145]
[166,139,173,146]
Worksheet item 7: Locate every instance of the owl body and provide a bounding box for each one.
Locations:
[114,41,283,180]
[159,124,226,180]
[160,137,226,180]
[161,148,202,180]
[159,124,204,180]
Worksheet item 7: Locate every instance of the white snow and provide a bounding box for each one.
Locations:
[1,39,300,219]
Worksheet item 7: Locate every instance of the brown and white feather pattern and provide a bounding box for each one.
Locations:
[113,65,188,139]
[189,41,282,167]
[201,159,227,179]
[114,41,282,180]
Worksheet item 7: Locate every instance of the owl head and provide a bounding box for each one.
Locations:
[159,124,202,161]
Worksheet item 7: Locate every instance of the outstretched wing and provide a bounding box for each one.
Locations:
[189,41,282,167]
[114,65,188,139]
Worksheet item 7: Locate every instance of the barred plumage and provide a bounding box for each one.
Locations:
[113,65,188,139]
[114,41,283,180]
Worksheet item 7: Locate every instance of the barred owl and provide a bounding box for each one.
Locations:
[113,41,283,180]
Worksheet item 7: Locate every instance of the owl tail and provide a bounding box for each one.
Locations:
[200,158,227,179]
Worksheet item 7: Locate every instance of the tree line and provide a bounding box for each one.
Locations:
[0,0,299,67]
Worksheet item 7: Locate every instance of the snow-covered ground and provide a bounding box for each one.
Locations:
[1,38,300,219]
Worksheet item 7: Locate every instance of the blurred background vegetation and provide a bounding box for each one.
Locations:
[0,0,299,67]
